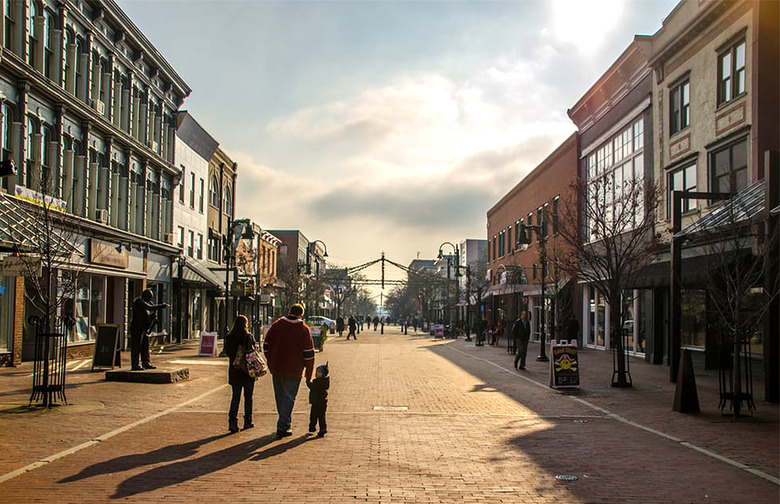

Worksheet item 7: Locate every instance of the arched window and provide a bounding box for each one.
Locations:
[209,174,219,207]
[223,186,232,215]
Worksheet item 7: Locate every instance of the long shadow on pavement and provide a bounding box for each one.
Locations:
[110,433,309,499]
[59,433,232,483]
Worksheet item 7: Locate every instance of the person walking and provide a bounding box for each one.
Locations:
[129,289,168,371]
[373,316,379,331]
[263,304,315,439]
[224,315,256,433]
[512,311,532,370]
[336,315,345,337]
[346,315,357,340]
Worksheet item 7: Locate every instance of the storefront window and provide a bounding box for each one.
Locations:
[147,282,170,334]
[61,272,107,343]
[596,294,606,347]
[681,290,706,348]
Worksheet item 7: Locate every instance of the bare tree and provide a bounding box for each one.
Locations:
[323,266,355,318]
[556,176,662,387]
[275,255,303,314]
[684,183,780,415]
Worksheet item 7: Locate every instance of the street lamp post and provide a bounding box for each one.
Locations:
[518,224,550,362]
[438,242,460,337]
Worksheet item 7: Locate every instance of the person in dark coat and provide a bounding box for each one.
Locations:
[373,316,379,330]
[129,289,168,370]
[566,316,580,343]
[346,315,357,340]
[307,362,330,437]
[224,315,256,433]
[336,316,345,337]
[512,311,532,370]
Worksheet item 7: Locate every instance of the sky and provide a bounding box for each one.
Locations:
[117,0,677,294]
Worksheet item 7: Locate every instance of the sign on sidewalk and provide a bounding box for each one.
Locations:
[433,324,444,339]
[549,339,580,389]
[198,332,218,356]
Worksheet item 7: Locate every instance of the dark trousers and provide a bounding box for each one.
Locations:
[229,381,255,427]
[347,328,357,339]
[514,339,530,368]
[130,330,151,368]
[309,401,327,433]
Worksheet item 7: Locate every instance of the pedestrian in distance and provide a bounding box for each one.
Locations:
[263,303,315,439]
[306,362,330,437]
[129,289,169,371]
[336,315,345,337]
[412,317,418,333]
[566,316,580,343]
[373,316,379,331]
[224,315,256,433]
[347,315,357,340]
[512,311,532,370]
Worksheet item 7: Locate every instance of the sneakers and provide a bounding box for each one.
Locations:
[317,430,327,438]
[275,429,293,439]
[229,421,239,434]
[309,426,316,433]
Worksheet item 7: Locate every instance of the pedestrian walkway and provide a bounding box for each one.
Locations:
[0,327,777,503]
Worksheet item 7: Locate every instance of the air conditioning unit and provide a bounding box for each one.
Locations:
[150,140,159,152]
[164,232,174,245]
[95,209,109,224]
[95,100,106,115]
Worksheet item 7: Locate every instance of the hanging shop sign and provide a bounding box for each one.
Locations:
[89,239,129,269]
[549,339,580,389]
[2,255,42,277]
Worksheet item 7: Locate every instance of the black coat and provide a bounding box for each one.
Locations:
[511,318,531,341]
[308,376,329,404]
[224,329,256,386]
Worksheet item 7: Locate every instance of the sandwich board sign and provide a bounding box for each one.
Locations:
[549,340,580,389]
[199,332,218,356]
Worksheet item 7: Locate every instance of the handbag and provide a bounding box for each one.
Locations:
[245,347,267,378]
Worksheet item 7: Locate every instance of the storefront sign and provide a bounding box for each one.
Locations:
[433,324,444,339]
[2,255,42,277]
[89,239,129,269]
[14,185,66,211]
[549,340,580,389]
[199,332,218,356]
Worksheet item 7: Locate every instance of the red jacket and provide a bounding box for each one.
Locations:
[263,316,315,379]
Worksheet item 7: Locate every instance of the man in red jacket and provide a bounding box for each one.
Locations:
[263,303,315,438]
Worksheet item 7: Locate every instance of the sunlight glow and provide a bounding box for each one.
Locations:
[551,0,625,54]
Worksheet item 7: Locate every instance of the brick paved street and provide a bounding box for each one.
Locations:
[1,327,778,503]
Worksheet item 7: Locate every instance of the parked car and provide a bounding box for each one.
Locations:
[306,316,336,333]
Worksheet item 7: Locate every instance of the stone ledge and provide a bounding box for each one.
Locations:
[105,367,189,384]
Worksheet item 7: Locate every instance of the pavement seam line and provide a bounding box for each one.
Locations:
[0,383,229,485]
[447,343,780,487]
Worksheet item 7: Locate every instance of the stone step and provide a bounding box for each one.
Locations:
[105,367,189,384]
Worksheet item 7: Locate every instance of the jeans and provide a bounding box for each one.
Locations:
[272,374,302,432]
[229,381,255,426]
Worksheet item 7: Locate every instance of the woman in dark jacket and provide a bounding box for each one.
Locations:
[224,315,256,433]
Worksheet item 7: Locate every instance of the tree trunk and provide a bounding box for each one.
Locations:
[611,295,630,387]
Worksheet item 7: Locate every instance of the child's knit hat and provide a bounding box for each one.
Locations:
[317,362,329,378]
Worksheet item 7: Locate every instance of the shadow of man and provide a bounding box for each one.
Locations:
[60,433,231,483]
[111,434,309,499]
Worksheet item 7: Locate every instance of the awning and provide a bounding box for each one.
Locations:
[182,258,225,290]
[0,192,82,257]
[675,180,765,239]
[629,257,714,288]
